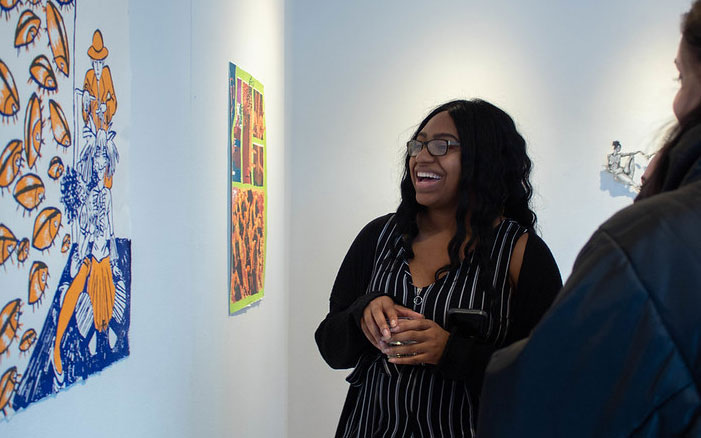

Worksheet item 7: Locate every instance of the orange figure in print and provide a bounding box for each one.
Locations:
[240,80,252,184]
[0,0,19,20]
[81,30,116,133]
[230,188,265,303]
[48,99,71,147]
[0,224,17,267]
[48,155,64,180]
[15,237,28,265]
[13,173,45,214]
[14,9,42,50]
[45,1,69,77]
[28,261,48,308]
[252,144,264,187]
[18,329,36,354]
[53,129,124,376]
[0,299,22,360]
[28,55,57,94]
[60,233,70,253]
[23,93,42,170]
[0,59,20,121]
[31,207,61,251]
[0,367,20,417]
[252,89,265,140]
[0,139,23,191]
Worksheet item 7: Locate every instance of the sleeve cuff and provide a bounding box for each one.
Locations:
[437,332,495,383]
[349,292,385,329]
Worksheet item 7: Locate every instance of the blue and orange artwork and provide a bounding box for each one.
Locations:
[229,63,266,314]
[0,1,131,418]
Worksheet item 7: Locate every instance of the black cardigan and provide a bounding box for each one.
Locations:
[315,215,562,386]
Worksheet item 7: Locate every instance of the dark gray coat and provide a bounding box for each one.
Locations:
[478,126,701,437]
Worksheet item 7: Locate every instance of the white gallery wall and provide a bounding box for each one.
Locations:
[188,0,287,436]
[0,1,693,437]
[286,1,691,437]
[2,0,287,437]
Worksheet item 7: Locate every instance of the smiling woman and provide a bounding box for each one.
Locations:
[315,99,563,438]
[409,112,462,212]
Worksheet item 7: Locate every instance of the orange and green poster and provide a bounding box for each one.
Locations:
[229,63,266,314]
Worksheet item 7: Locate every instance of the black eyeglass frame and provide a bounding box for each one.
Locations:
[406,139,461,157]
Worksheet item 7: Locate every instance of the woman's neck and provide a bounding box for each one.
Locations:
[418,207,460,235]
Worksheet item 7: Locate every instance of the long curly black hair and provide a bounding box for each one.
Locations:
[638,0,701,199]
[395,99,536,285]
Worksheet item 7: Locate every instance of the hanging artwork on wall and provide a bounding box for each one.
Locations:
[229,62,266,315]
[0,1,131,417]
[602,139,654,195]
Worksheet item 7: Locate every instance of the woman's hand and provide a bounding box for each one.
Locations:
[361,296,424,350]
[383,318,450,366]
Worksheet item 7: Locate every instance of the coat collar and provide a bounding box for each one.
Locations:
[664,124,701,190]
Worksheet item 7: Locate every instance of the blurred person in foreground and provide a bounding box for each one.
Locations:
[478,2,701,436]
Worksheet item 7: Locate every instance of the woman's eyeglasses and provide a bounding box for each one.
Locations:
[406,139,460,157]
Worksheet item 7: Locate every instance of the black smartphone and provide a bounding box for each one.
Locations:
[446,308,489,340]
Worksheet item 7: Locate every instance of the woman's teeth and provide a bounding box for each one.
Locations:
[417,171,441,181]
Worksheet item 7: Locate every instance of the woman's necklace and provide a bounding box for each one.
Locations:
[413,286,424,306]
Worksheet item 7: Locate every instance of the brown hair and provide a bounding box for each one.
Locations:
[637,0,701,199]
[683,0,701,52]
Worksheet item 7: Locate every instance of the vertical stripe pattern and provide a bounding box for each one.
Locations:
[339,215,526,438]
